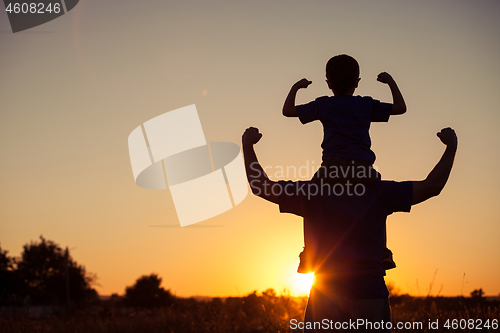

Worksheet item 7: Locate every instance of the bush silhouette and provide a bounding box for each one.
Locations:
[471,288,485,299]
[125,274,174,308]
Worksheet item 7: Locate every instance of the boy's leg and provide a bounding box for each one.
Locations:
[298,218,314,274]
[382,248,396,270]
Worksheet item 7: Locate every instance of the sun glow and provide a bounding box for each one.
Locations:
[293,273,315,295]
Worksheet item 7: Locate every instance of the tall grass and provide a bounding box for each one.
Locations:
[1,291,498,332]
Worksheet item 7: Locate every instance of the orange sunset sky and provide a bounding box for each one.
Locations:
[1,0,499,298]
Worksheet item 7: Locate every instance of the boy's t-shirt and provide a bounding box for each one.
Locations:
[296,95,392,163]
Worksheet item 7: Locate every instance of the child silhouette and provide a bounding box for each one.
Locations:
[283,54,406,273]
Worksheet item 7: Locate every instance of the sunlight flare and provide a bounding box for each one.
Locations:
[293,273,315,295]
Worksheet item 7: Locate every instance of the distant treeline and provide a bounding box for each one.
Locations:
[0,237,179,309]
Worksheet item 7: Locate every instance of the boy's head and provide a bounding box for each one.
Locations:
[326,54,360,95]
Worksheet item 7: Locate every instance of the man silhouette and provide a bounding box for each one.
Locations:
[242,126,457,332]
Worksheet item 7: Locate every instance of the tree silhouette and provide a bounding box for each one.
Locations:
[470,288,485,299]
[125,274,174,308]
[0,244,18,305]
[15,236,97,305]
[0,244,13,272]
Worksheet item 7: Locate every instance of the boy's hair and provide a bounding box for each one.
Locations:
[326,54,360,94]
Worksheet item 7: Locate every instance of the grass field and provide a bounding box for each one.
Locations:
[1,291,499,332]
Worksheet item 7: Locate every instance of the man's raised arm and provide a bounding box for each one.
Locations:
[412,127,458,205]
[242,127,279,204]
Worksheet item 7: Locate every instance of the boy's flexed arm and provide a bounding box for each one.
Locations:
[377,72,406,115]
[283,78,312,117]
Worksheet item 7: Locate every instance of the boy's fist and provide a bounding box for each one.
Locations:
[437,127,458,147]
[377,72,394,84]
[293,78,312,89]
[242,127,263,146]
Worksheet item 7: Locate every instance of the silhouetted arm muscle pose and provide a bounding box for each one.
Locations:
[412,127,458,205]
[242,127,279,204]
[242,126,458,207]
[282,78,311,117]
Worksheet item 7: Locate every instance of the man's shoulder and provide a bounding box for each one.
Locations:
[277,180,319,217]
[371,180,413,213]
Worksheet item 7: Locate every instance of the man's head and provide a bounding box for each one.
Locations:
[326,54,360,95]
